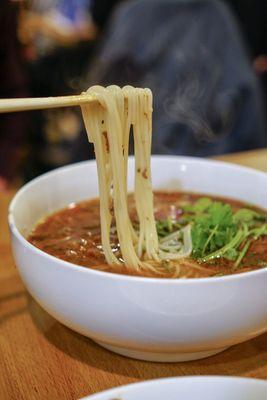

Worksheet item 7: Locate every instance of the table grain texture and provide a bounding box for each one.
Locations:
[1,149,267,400]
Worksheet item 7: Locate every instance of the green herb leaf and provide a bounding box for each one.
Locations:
[193,197,212,213]
[183,197,212,213]
[233,208,260,223]
[224,248,238,260]
[191,200,237,259]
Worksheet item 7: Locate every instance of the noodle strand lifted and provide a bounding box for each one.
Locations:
[81,85,158,272]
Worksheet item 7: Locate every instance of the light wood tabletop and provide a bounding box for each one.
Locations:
[1,148,267,400]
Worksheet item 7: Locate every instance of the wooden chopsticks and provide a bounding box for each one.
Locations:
[0,94,97,113]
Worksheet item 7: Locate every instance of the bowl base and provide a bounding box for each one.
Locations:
[95,341,229,362]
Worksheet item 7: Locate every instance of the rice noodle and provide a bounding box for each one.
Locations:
[81,86,159,272]
[81,86,194,275]
[159,225,192,260]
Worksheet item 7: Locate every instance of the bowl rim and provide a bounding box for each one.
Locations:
[81,375,267,399]
[8,155,267,285]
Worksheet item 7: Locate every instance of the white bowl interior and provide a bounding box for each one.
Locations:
[82,377,267,400]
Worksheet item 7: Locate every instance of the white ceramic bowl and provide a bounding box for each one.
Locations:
[82,376,267,400]
[9,156,267,362]
[81,376,267,400]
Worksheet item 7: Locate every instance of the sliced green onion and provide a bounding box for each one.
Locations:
[234,239,251,269]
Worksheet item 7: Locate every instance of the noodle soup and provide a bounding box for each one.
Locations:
[10,157,267,362]
[7,82,267,360]
[28,191,267,278]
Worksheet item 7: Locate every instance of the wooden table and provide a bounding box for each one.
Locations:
[1,148,267,400]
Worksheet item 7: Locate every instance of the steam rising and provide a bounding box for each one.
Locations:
[69,1,248,151]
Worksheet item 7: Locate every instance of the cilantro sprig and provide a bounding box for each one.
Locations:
[156,197,267,269]
[188,198,267,267]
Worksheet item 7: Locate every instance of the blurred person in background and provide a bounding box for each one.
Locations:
[84,0,267,156]
[0,0,28,191]
[1,0,266,186]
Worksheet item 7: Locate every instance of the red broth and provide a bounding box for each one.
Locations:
[28,192,267,278]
